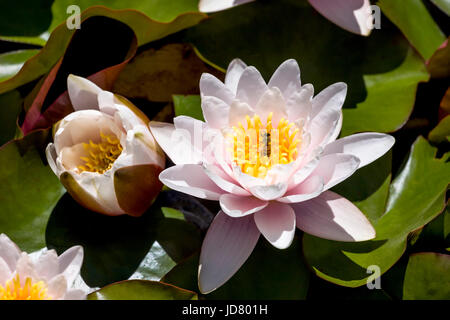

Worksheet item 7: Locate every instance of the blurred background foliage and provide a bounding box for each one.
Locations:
[0,0,448,300]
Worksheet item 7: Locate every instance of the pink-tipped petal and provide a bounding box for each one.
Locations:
[228,100,254,127]
[160,164,226,200]
[225,58,248,94]
[308,0,373,36]
[67,74,102,111]
[236,66,268,107]
[254,202,296,249]
[293,191,376,241]
[202,96,231,129]
[200,73,234,105]
[35,250,59,281]
[58,245,84,286]
[254,87,287,125]
[286,84,314,122]
[311,82,347,119]
[309,108,341,149]
[278,175,324,203]
[220,194,268,217]
[203,164,250,196]
[0,234,21,272]
[323,133,395,168]
[0,258,12,284]
[268,59,302,100]
[199,211,260,294]
[313,153,360,190]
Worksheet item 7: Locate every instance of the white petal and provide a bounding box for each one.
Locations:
[58,246,84,286]
[308,108,341,150]
[292,191,376,241]
[198,211,260,294]
[286,84,313,122]
[35,250,59,281]
[254,87,287,125]
[254,202,296,249]
[308,0,373,36]
[278,175,324,203]
[15,253,38,281]
[202,96,231,129]
[64,289,87,300]
[268,59,302,100]
[289,155,320,188]
[200,73,234,104]
[313,153,360,190]
[311,82,347,119]
[159,164,226,200]
[47,274,67,300]
[149,120,202,165]
[0,257,12,284]
[203,163,250,196]
[220,194,268,217]
[228,100,254,127]
[0,234,21,272]
[323,133,395,168]
[67,74,102,111]
[199,0,255,12]
[45,143,59,176]
[225,58,247,94]
[236,66,268,107]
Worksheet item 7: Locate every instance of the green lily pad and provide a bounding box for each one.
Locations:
[182,0,429,136]
[403,252,450,299]
[163,235,310,299]
[430,0,450,15]
[0,90,22,146]
[0,5,206,94]
[378,0,446,61]
[0,49,40,82]
[88,280,198,300]
[173,95,204,121]
[303,137,450,287]
[0,0,201,46]
[0,130,65,252]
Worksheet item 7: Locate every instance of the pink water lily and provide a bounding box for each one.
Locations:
[0,234,85,300]
[150,58,394,293]
[199,0,373,36]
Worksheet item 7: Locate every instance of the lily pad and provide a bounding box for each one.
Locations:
[403,252,450,300]
[0,49,40,82]
[0,90,22,145]
[182,0,429,136]
[88,280,198,300]
[173,94,204,121]
[302,137,450,287]
[0,130,65,252]
[378,0,446,60]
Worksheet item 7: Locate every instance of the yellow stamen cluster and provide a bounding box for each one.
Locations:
[78,132,123,174]
[0,274,50,300]
[229,112,301,178]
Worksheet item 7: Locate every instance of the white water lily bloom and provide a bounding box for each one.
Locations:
[0,234,85,300]
[46,75,165,217]
[150,58,395,293]
[199,0,373,36]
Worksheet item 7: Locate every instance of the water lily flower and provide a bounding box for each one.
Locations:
[199,0,374,36]
[46,75,165,217]
[150,58,394,293]
[0,234,85,300]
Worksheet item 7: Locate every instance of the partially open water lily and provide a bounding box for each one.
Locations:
[46,75,165,217]
[199,0,373,36]
[0,234,85,300]
[150,58,394,293]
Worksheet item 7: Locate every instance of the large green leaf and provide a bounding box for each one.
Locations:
[173,94,204,121]
[0,90,22,146]
[182,0,429,136]
[0,49,40,82]
[163,235,310,300]
[0,130,65,252]
[430,0,450,15]
[0,6,206,94]
[303,137,450,287]
[378,0,446,60]
[429,115,450,143]
[0,0,200,46]
[46,191,202,287]
[403,252,450,299]
[88,280,198,300]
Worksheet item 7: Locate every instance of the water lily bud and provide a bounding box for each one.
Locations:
[46,75,165,217]
[0,233,86,300]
